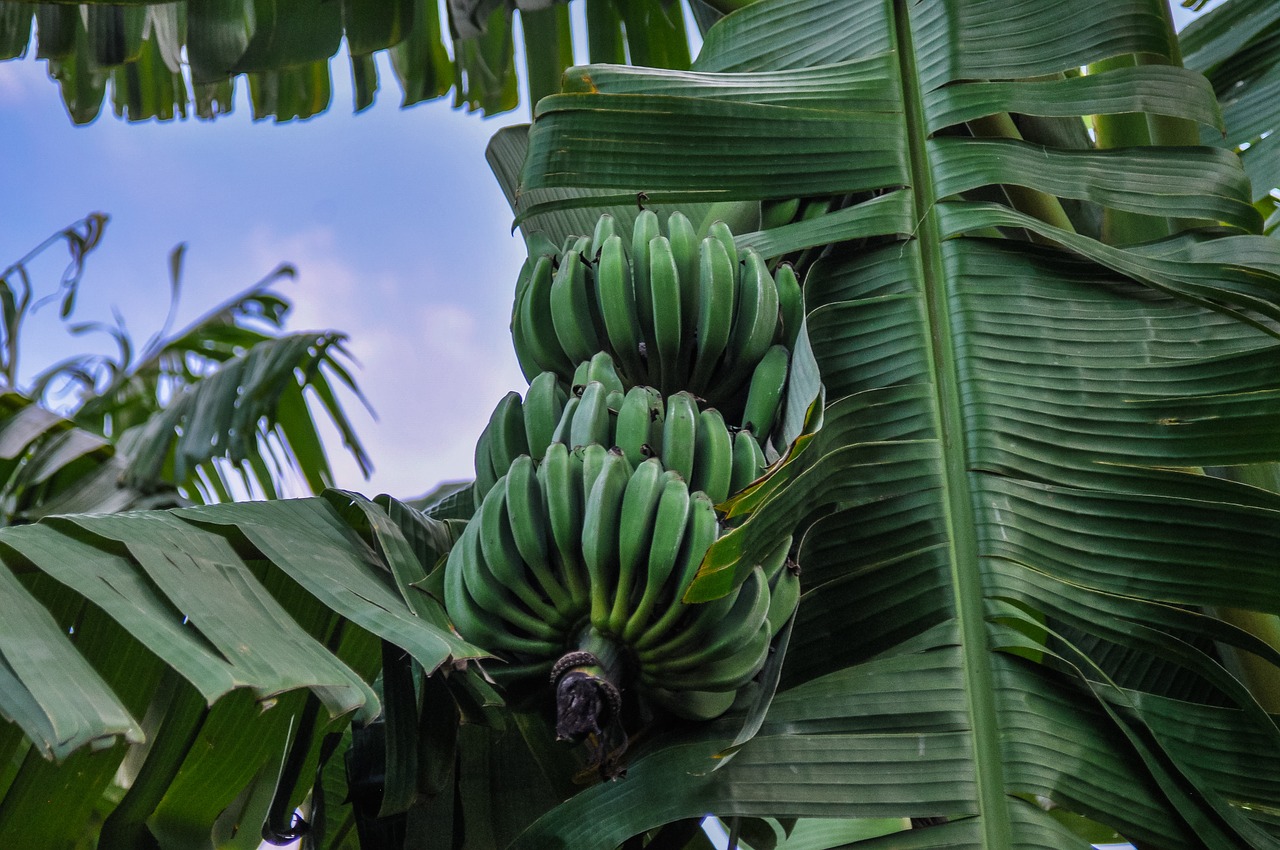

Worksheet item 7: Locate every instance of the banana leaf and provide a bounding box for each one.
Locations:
[510,0,1280,846]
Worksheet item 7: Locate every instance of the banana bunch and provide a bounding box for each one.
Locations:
[444,444,800,721]
[510,211,801,411]
[473,353,771,508]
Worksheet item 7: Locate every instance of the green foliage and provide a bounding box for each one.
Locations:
[4,2,1280,849]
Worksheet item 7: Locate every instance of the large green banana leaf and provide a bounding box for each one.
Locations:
[507,0,1280,847]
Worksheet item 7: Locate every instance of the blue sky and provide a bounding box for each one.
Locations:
[0,46,534,500]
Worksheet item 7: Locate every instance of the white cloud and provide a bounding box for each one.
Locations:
[0,58,42,106]
[243,225,526,501]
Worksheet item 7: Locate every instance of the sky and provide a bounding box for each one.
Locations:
[0,36,534,503]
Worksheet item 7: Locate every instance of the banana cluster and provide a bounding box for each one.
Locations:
[511,211,803,411]
[473,353,771,508]
[445,444,800,720]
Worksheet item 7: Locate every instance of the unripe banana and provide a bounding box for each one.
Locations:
[541,442,589,607]
[662,391,699,483]
[715,249,780,400]
[584,351,626,396]
[636,573,742,660]
[640,565,770,670]
[472,426,499,511]
[490,391,530,475]
[645,686,737,721]
[729,428,767,494]
[620,469,690,642]
[608,457,666,634]
[706,219,739,271]
[549,394,579,446]
[691,407,733,505]
[640,621,771,692]
[476,475,570,628]
[666,211,700,359]
[457,516,564,642]
[760,197,802,230]
[614,385,657,468]
[578,443,611,503]
[741,344,790,442]
[647,235,683,393]
[766,560,801,635]
[775,262,804,350]
[631,210,661,361]
[550,238,602,363]
[504,454,582,614]
[516,254,572,376]
[591,212,618,260]
[570,381,612,449]
[582,449,630,629]
[596,234,648,384]
[522,371,568,460]
[688,236,736,394]
[635,491,719,647]
[474,391,525,506]
[444,523,561,657]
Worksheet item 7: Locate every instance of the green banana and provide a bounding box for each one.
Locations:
[608,457,666,635]
[691,407,733,505]
[640,565,770,670]
[522,371,568,460]
[454,520,564,644]
[621,469,690,642]
[510,257,544,382]
[766,560,801,635]
[706,219,739,272]
[631,210,661,362]
[729,428,767,494]
[549,394,579,447]
[614,385,661,468]
[570,381,612,449]
[472,426,498,512]
[635,574,742,660]
[635,491,719,648]
[584,350,626,396]
[661,391,698,483]
[640,621,771,693]
[581,448,630,629]
[741,343,790,442]
[596,234,648,384]
[489,391,530,476]
[504,454,582,614]
[516,254,571,376]
[647,235,683,393]
[540,442,589,607]
[571,359,590,391]
[578,443,611,503]
[444,523,561,657]
[591,212,618,260]
[760,197,802,230]
[775,262,804,349]
[644,687,737,721]
[550,239,601,363]
[476,476,569,628]
[666,211,700,358]
[688,236,736,395]
[715,248,780,400]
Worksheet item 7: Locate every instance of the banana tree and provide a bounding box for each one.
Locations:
[5,0,1280,849]
[0,0,716,123]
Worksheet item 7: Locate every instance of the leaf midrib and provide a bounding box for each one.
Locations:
[891,2,1012,845]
